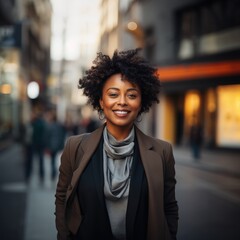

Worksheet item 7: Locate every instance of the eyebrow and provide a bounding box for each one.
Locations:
[106,87,139,92]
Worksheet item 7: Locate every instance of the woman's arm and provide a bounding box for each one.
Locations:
[55,137,73,240]
[163,143,179,240]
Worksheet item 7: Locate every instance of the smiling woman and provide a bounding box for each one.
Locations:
[55,49,179,240]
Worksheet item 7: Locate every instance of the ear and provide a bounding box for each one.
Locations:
[99,98,103,109]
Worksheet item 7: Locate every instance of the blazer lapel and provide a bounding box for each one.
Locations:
[135,126,165,240]
[91,137,108,209]
[67,124,105,203]
[126,139,144,239]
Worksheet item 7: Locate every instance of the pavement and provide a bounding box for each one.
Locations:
[0,142,58,240]
[23,157,58,240]
[0,142,239,240]
[173,146,240,178]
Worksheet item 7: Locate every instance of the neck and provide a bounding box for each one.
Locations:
[106,124,134,141]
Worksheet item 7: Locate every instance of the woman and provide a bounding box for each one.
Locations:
[55,49,178,240]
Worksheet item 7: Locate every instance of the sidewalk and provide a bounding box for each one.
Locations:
[24,153,58,240]
[0,142,58,240]
[0,137,14,152]
[173,146,240,178]
[0,142,239,240]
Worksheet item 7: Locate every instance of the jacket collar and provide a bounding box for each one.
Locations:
[72,123,162,191]
[70,123,154,195]
[80,123,154,153]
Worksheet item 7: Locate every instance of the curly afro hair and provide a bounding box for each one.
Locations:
[78,48,161,115]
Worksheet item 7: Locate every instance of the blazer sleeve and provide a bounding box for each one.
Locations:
[163,143,179,240]
[55,135,83,240]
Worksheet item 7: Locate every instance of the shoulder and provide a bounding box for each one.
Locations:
[151,136,172,149]
[135,125,172,153]
[61,133,91,167]
[148,135,173,156]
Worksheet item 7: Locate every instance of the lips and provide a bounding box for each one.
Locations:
[113,110,130,117]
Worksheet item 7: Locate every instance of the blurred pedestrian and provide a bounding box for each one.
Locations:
[55,49,178,240]
[79,106,101,133]
[46,110,66,181]
[31,107,47,183]
[22,115,33,182]
[189,118,203,160]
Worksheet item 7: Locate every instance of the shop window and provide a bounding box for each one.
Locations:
[217,85,240,147]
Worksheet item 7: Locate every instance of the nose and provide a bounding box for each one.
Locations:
[118,94,127,106]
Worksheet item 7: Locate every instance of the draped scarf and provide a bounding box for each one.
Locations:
[103,126,135,239]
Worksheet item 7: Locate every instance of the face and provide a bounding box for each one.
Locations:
[100,73,142,134]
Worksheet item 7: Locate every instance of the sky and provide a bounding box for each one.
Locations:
[50,0,100,61]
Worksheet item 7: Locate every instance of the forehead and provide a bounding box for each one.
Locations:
[103,73,140,90]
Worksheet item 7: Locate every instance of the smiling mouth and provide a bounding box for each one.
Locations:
[113,110,130,116]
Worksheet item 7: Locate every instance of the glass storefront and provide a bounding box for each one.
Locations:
[216,85,240,148]
[0,49,21,140]
[181,85,240,148]
[156,83,240,149]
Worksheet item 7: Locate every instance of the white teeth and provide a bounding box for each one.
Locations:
[114,111,128,115]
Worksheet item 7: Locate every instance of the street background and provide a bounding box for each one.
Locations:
[0,140,239,240]
[1,0,240,239]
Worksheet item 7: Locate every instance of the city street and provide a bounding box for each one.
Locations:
[175,147,240,240]
[176,164,240,240]
[1,1,240,240]
[0,142,239,240]
[0,143,57,240]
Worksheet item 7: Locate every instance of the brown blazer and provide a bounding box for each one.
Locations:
[55,124,178,240]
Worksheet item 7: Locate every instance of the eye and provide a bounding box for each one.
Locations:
[108,92,118,98]
[128,94,136,99]
[127,92,138,99]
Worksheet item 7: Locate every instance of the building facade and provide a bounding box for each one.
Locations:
[0,0,52,142]
[99,0,240,149]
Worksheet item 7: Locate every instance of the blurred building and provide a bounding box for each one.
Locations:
[99,0,240,150]
[0,0,52,142]
[50,0,100,127]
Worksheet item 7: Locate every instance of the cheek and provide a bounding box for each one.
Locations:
[100,97,113,109]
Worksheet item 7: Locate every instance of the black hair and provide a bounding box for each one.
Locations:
[78,48,161,115]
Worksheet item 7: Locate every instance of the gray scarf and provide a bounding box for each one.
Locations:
[103,127,135,240]
[103,127,134,198]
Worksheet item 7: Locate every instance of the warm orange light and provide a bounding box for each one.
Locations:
[207,89,216,113]
[0,84,12,94]
[157,60,240,81]
[184,91,201,126]
[185,92,200,113]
